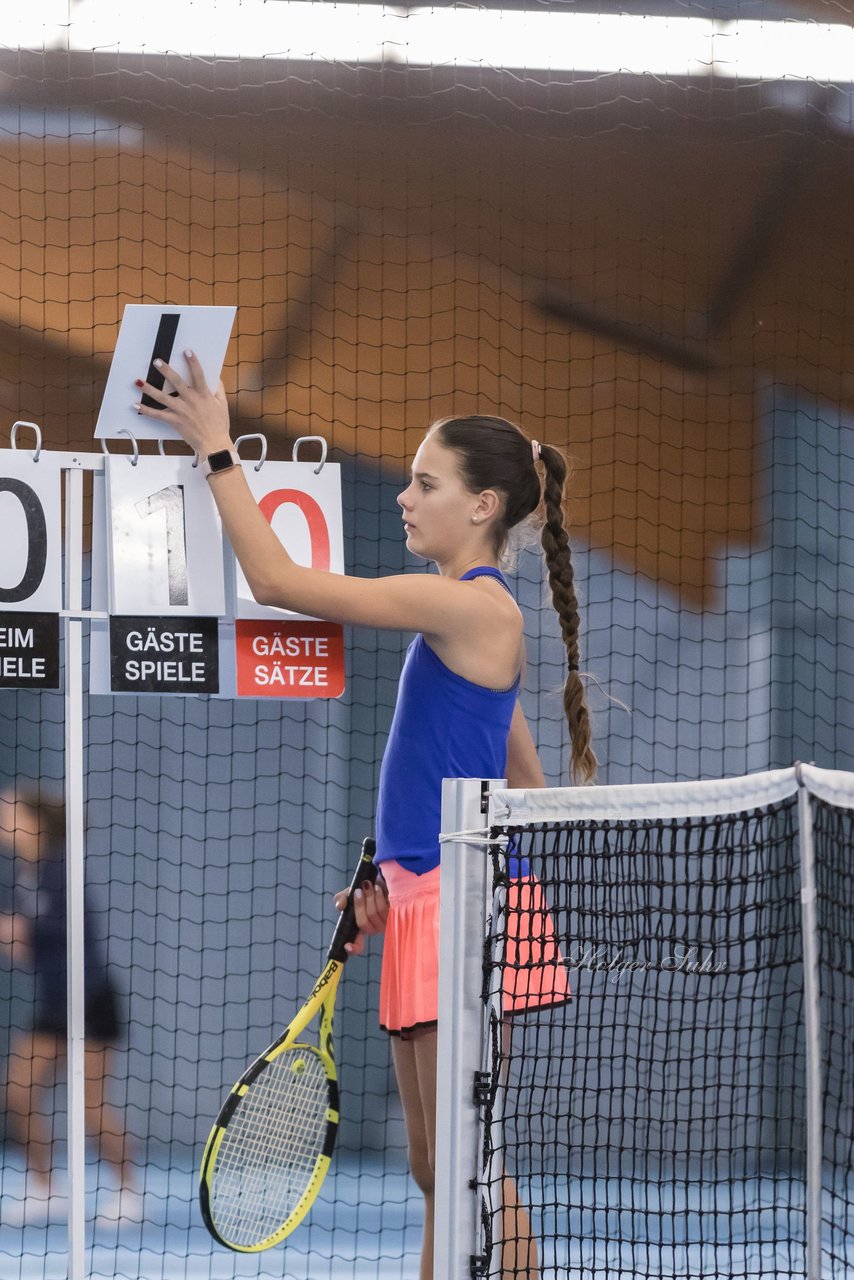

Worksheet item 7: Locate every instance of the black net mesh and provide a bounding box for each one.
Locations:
[812,798,854,1280]
[484,799,816,1279]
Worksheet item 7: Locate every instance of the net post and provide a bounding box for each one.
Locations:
[435,777,501,1280]
[63,464,87,1279]
[796,766,823,1280]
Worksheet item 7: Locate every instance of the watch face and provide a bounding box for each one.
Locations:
[208,449,235,472]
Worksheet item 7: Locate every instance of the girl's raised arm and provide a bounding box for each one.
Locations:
[133,355,505,639]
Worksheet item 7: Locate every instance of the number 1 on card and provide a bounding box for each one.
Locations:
[105,457,225,617]
[134,484,189,607]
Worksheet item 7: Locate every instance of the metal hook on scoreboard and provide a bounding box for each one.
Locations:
[234,433,268,472]
[100,429,140,466]
[156,437,200,467]
[292,436,327,474]
[10,420,43,462]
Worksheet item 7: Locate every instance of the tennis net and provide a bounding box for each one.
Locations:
[435,767,854,1280]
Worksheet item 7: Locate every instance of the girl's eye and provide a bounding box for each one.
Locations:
[420,482,432,491]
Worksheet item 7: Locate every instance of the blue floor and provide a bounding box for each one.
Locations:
[0,1150,424,1280]
[1,1151,851,1279]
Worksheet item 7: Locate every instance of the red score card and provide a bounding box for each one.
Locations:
[235,620,345,698]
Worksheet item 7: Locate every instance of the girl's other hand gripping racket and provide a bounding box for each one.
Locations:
[199,838,377,1252]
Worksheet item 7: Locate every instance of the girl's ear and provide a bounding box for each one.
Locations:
[473,488,502,524]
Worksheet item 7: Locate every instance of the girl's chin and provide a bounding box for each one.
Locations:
[404,533,434,561]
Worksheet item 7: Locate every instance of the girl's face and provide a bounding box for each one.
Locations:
[397,436,476,563]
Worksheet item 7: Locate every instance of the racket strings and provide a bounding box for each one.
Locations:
[210,1047,331,1248]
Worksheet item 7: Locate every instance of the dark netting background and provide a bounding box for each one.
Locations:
[0,0,853,1276]
[484,801,809,1279]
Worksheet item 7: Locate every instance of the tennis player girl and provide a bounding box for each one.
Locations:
[135,355,595,1279]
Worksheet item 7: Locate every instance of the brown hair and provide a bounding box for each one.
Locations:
[432,415,597,784]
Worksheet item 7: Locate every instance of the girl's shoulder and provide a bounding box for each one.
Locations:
[459,565,513,594]
[425,568,522,687]
[459,566,520,619]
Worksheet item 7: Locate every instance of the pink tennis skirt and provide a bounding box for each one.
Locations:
[379,860,571,1037]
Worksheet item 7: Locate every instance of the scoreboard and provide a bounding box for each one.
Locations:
[0,435,346,699]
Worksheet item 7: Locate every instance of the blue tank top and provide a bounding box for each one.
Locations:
[375,567,519,875]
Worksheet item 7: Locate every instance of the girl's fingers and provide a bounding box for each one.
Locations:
[135,400,180,422]
[332,880,388,953]
[134,378,170,406]
[334,888,370,927]
[136,360,215,403]
[358,883,388,933]
[184,349,207,391]
[352,890,370,929]
[153,360,188,397]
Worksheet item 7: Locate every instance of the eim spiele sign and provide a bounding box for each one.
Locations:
[109,618,219,694]
[0,448,63,688]
[0,613,60,689]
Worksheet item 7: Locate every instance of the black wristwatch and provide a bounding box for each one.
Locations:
[200,448,240,479]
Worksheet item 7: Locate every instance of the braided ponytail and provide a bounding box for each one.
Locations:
[537,444,597,785]
[432,415,597,784]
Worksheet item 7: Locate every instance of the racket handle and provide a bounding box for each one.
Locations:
[327,837,378,963]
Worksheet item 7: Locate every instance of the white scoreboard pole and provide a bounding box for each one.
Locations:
[63,457,88,1280]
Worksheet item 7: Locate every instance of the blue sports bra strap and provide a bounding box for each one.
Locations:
[460,565,513,595]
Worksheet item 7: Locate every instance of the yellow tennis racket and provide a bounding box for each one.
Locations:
[199,837,377,1252]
